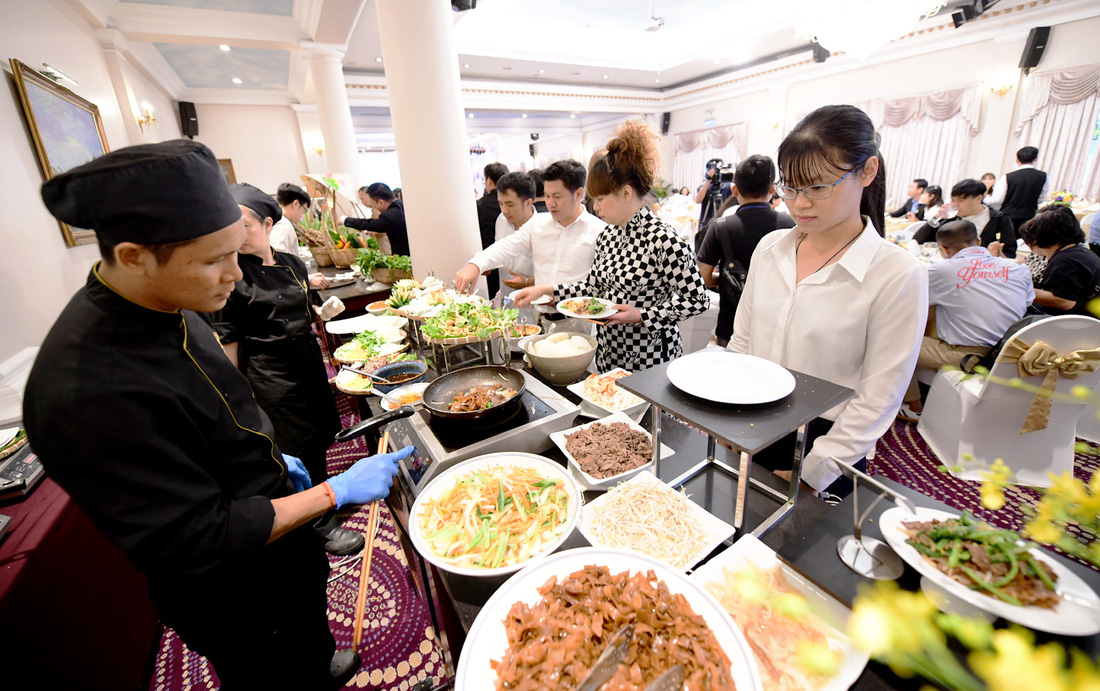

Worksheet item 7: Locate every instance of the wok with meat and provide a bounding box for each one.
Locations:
[491,564,734,690]
[448,383,516,412]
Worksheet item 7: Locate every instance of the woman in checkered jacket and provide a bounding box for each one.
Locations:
[515,120,709,371]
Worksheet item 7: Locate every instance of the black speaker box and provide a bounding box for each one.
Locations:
[529,143,537,158]
[1019,26,1050,75]
[178,101,198,138]
[661,112,670,135]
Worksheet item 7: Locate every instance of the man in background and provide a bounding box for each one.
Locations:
[477,162,509,298]
[898,220,1033,421]
[341,182,409,257]
[889,178,928,218]
[273,182,328,288]
[915,179,1016,258]
[987,146,1050,232]
[697,155,794,347]
[693,159,733,245]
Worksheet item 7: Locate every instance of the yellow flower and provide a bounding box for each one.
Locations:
[1049,472,1087,505]
[849,598,896,656]
[980,483,1006,510]
[1089,469,1100,496]
[796,640,841,677]
[1025,518,1062,544]
[970,630,1068,690]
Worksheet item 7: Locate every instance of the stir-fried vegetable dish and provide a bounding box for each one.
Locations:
[419,465,570,569]
[421,302,518,340]
[491,564,734,690]
[448,384,516,412]
[560,297,608,316]
[903,512,1060,608]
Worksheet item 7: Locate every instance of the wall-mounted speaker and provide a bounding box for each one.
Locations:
[1019,26,1050,75]
[178,101,198,138]
[661,112,671,135]
[529,143,537,158]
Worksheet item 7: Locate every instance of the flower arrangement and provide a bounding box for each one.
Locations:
[1048,190,1077,205]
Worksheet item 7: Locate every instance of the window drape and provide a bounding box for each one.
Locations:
[1014,66,1100,201]
[868,88,981,207]
[670,123,746,190]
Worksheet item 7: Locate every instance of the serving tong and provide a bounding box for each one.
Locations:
[570,624,686,691]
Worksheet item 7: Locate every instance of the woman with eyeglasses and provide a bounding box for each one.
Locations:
[729,105,927,498]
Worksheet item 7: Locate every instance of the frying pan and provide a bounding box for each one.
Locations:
[421,366,526,425]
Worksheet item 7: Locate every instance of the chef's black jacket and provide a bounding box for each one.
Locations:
[211,251,340,481]
[22,266,335,684]
[343,199,410,256]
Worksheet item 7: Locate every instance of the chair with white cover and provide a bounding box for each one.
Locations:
[917,315,1100,487]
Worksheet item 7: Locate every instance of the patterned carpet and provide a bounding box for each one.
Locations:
[149,387,446,691]
[871,418,1099,571]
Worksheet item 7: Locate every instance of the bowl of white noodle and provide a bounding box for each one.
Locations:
[522,333,597,385]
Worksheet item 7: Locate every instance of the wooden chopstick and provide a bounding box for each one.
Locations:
[352,430,390,649]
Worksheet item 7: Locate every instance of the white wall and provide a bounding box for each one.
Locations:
[122,58,182,144]
[0,0,149,362]
[664,14,1100,194]
[193,103,309,194]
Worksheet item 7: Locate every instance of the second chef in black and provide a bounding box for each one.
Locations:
[213,182,358,555]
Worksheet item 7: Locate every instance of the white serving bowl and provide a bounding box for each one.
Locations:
[522,333,597,385]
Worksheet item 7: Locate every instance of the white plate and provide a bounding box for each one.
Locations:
[549,411,672,491]
[408,452,582,578]
[325,313,408,335]
[692,534,870,691]
[529,294,552,306]
[666,351,795,405]
[565,368,649,421]
[556,296,618,320]
[579,470,735,571]
[380,383,429,411]
[455,547,764,691]
[0,427,18,449]
[879,506,1100,635]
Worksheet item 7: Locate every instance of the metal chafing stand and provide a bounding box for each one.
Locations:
[616,359,853,538]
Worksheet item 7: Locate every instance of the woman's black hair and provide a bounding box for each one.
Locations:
[923,185,944,208]
[1025,205,1085,249]
[777,105,886,236]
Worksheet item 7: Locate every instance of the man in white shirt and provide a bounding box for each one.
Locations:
[273,182,328,288]
[899,220,1034,421]
[455,159,604,297]
[985,146,1050,231]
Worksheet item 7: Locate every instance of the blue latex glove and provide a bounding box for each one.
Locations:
[283,454,312,492]
[327,446,414,508]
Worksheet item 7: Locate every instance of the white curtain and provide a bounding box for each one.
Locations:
[670,123,746,190]
[869,88,981,208]
[1015,65,1100,201]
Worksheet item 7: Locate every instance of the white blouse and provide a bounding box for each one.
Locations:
[729,218,928,491]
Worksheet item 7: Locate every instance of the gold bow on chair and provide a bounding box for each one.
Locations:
[997,338,1100,434]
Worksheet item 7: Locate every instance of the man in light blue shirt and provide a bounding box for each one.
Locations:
[899,220,1034,421]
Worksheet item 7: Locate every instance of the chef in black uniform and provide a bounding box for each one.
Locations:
[213,183,359,555]
[23,140,414,689]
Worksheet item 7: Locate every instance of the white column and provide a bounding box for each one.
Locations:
[374,0,482,283]
[97,29,143,146]
[299,42,359,183]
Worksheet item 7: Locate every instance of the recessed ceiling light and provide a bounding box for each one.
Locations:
[468,113,474,118]
[538,69,544,74]
[219,44,231,52]
[602,74,609,79]
[569,114,576,119]
[232,77,242,84]
[655,78,661,83]
[463,63,470,68]
[375,57,383,63]
[521,113,528,118]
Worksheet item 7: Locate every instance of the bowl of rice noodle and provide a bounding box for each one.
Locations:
[522,332,597,385]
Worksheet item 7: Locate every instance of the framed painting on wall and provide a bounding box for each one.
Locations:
[218,159,236,185]
[9,59,110,247]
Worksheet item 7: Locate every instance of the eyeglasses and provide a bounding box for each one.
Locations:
[776,164,863,201]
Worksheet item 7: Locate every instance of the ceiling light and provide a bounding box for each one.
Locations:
[538,69,545,74]
[521,113,528,118]
[569,114,576,119]
[463,63,470,68]
[602,74,608,79]
[655,78,661,83]
[232,77,242,84]
[39,63,77,85]
[468,113,474,118]
[219,44,230,52]
[375,57,383,63]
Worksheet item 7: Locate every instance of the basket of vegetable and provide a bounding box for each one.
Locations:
[356,247,413,284]
[329,227,364,268]
[421,302,518,345]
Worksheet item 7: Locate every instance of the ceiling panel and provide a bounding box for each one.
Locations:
[153,43,290,89]
[118,0,294,15]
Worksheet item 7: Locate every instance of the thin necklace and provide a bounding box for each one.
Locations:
[796,229,862,275]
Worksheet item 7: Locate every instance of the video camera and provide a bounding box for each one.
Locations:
[706,158,734,185]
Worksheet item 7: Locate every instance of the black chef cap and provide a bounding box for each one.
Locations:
[230,183,283,224]
[40,139,242,244]
[276,182,311,209]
